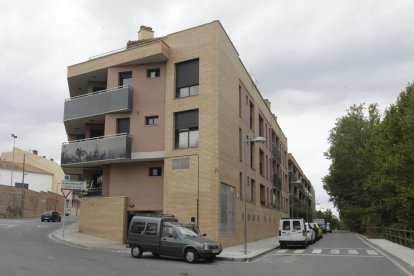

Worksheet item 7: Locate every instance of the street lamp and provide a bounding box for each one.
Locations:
[10,134,17,186]
[242,136,266,255]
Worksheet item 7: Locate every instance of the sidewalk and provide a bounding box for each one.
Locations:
[362,237,414,274]
[50,220,279,261]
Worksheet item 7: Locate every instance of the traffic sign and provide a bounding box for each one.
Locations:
[61,189,72,199]
[61,181,87,190]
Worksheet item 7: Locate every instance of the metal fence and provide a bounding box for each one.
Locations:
[366,227,414,249]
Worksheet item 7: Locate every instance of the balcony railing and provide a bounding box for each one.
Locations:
[273,174,282,191]
[272,145,282,164]
[61,133,131,166]
[64,86,133,121]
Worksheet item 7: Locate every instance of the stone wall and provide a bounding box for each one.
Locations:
[0,184,64,218]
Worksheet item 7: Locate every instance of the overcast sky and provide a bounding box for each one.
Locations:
[1,0,414,216]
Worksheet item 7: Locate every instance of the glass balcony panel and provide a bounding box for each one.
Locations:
[61,134,131,166]
[64,86,132,121]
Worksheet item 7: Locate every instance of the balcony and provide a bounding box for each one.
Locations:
[64,86,133,122]
[273,174,282,191]
[272,145,282,164]
[61,133,131,167]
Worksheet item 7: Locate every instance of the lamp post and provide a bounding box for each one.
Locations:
[10,134,17,186]
[242,136,266,255]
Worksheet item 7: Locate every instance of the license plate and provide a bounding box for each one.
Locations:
[212,249,219,253]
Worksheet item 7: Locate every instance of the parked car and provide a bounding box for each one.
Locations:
[326,222,332,233]
[279,217,308,249]
[126,215,222,263]
[41,211,61,222]
[309,222,323,240]
[305,222,316,244]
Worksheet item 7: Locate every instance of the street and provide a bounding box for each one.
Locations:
[0,218,411,276]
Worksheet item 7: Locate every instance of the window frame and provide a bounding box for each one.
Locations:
[147,68,160,79]
[145,116,159,126]
[149,167,162,177]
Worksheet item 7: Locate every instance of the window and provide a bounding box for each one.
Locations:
[162,225,176,238]
[145,116,159,126]
[220,183,235,233]
[239,128,242,161]
[239,85,242,117]
[250,139,254,169]
[176,59,199,98]
[147,68,160,78]
[172,158,190,169]
[144,223,157,235]
[119,71,132,86]
[293,220,301,231]
[283,221,290,230]
[259,114,264,136]
[259,150,264,176]
[260,184,265,205]
[250,179,256,202]
[175,109,199,148]
[149,167,162,176]
[249,101,254,129]
[117,118,130,134]
[131,222,145,234]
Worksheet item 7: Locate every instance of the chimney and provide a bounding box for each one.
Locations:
[33,150,38,155]
[138,26,154,40]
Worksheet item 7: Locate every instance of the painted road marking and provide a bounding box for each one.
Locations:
[277,249,288,253]
[312,249,322,254]
[294,249,305,254]
[366,250,378,255]
[330,249,340,254]
[348,250,358,255]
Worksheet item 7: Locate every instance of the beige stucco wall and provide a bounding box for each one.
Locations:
[105,63,166,153]
[1,148,65,195]
[80,196,127,242]
[106,162,164,212]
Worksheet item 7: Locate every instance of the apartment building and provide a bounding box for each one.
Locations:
[61,21,290,246]
[288,153,315,221]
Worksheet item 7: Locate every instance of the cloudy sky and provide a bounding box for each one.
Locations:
[1,0,414,216]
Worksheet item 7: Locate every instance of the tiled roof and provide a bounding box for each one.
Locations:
[126,37,164,48]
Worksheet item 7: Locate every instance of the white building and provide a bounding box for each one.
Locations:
[0,160,53,193]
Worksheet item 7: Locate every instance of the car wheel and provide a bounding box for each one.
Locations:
[41,219,44,222]
[184,248,198,263]
[58,217,61,222]
[279,243,285,249]
[131,245,143,258]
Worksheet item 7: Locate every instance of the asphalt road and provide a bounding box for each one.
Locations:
[0,219,411,276]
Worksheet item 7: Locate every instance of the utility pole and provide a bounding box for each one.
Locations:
[20,154,26,217]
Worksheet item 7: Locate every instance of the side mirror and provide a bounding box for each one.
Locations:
[202,233,207,237]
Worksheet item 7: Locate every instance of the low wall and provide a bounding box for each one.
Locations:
[79,196,127,243]
[0,184,64,218]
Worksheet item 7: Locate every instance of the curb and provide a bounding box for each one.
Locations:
[216,246,279,262]
[49,224,130,254]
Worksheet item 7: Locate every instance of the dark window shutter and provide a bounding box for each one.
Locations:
[176,59,199,88]
[175,109,199,130]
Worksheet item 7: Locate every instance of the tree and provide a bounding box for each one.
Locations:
[364,83,414,229]
[323,104,380,232]
[314,209,341,230]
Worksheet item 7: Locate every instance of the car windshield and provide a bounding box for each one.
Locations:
[175,226,198,237]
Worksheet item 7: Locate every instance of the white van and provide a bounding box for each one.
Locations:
[279,217,308,249]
